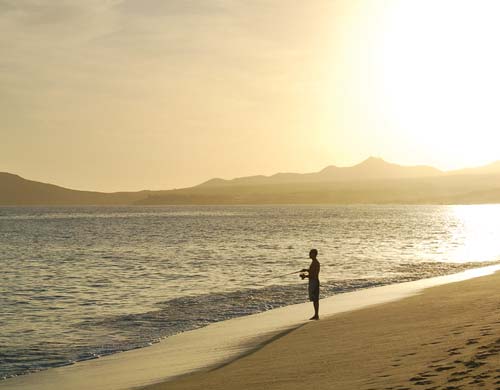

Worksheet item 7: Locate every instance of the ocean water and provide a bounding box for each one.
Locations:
[1,204,500,379]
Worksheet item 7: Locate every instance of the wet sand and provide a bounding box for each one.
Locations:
[146,271,500,390]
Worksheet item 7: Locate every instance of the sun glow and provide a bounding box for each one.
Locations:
[448,205,500,263]
[371,1,500,169]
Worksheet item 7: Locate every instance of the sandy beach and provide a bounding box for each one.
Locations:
[147,271,500,390]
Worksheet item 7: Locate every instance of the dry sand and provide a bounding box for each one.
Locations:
[146,271,500,390]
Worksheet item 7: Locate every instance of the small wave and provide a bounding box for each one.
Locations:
[1,260,497,380]
[85,261,496,357]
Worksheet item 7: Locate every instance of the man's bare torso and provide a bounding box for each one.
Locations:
[309,259,320,280]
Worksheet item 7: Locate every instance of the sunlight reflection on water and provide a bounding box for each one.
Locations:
[447,205,500,262]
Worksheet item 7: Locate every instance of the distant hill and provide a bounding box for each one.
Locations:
[137,157,500,205]
[2,157,500,205]
[448,160,500,176]
[137,174,500,205]
[0,173,150,205]
[199,157,442,187]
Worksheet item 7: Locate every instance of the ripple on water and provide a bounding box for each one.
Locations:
[2,204,500,380]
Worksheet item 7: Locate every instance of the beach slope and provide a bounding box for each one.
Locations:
[147,271,500,390]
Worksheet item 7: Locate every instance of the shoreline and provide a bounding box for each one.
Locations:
[1,261,495,381]
[147,267,500,390]
[1,264,499,390]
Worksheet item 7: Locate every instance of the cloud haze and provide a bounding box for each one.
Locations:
[2,1,500,191]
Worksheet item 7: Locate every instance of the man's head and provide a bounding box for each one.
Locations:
[309,248,318,259]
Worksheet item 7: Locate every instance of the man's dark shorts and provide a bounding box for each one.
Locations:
[308,279,320,302]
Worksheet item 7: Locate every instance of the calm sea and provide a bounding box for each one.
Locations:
[1,205,500,379]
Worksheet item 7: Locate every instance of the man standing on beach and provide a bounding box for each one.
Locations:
[301,249,320,320]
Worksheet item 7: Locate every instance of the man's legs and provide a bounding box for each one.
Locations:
[308,280,319,320]
[310,300,319,320]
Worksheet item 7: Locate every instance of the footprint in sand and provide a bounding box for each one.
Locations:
[409,375,428,382]
[463,360,485,368]
[447,347,462,356]
[434,365,455,372]
[448,371,467,382]
[410,373,436,381]
[414,380,433,385]
[476,351,495,359]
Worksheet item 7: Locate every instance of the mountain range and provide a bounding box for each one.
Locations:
[2,157,500,205]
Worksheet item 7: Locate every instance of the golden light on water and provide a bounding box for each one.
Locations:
[448,205,500,263]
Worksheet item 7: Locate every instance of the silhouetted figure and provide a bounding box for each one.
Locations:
[300,249,320,320]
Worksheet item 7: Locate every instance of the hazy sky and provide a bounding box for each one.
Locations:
[2,0,500,192]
